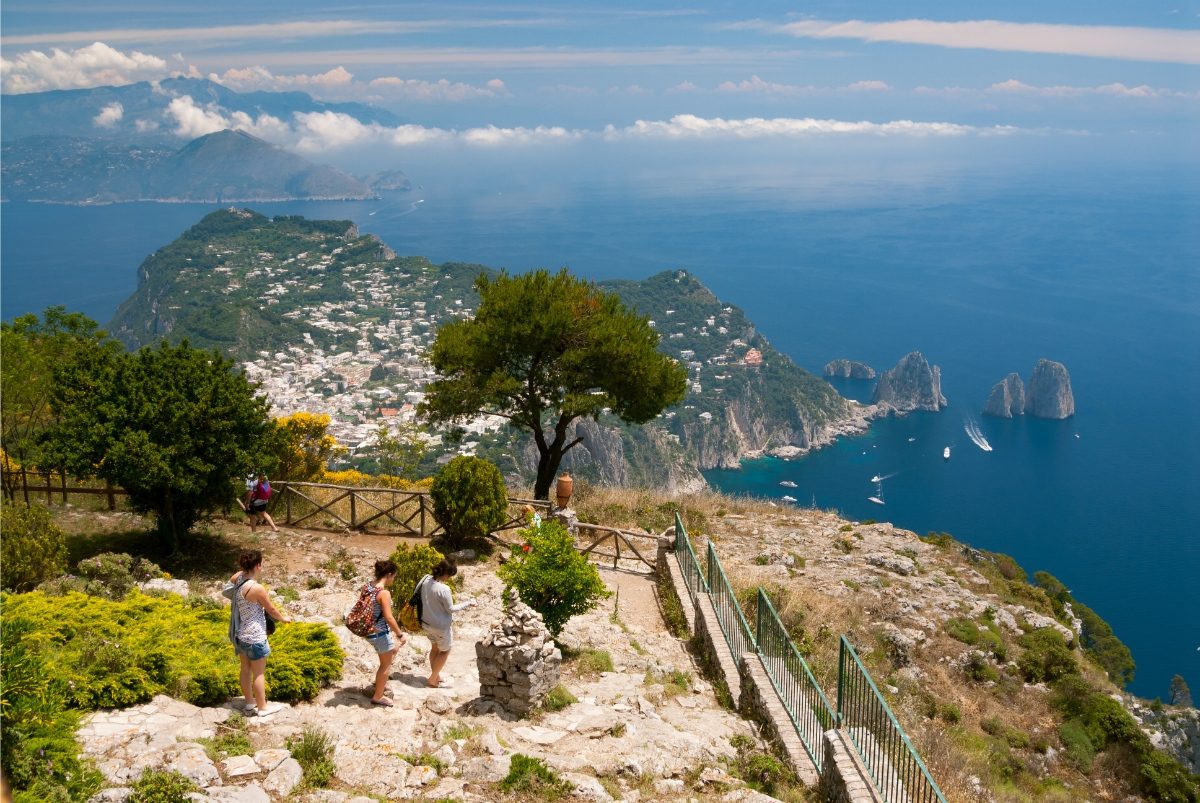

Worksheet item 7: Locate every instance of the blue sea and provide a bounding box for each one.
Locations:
[2,156,1197,700]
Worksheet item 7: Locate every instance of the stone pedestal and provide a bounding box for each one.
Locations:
[475,593,562,715]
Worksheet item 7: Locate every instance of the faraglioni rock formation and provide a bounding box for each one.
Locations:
[983,373,1026,418]
[1026,359,1075,419]
[824,359,876,379]
[872,351,947,412]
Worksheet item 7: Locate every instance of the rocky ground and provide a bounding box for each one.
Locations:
[77,523,780,802]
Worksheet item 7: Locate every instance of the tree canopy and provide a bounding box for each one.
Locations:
[43,340,272,550]
[420,268,688,498]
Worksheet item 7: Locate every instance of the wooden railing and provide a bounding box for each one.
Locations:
[1,468,125,509]
[575,522,667,571]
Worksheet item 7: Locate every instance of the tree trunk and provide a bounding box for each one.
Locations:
[533,449,563,500]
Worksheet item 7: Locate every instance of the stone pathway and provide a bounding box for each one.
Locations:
[80,562,773,802]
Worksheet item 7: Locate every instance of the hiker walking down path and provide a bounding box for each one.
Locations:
[246,473,278,532]
[225,550,290,717]
[364,559,407,706]
[418,559,476,688]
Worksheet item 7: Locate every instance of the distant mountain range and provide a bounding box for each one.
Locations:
[1,130,384,203]
[0,77,399,142]
[0,78,408,203]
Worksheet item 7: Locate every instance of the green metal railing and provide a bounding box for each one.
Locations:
[706,541,757,661]
[838,637,946,803]
[672,514,944,802]
[673,512,708,603]
[756,589,837,772]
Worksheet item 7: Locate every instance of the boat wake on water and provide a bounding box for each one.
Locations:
[963,416,993,452]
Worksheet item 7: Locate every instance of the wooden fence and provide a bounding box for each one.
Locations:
[1,471,662,572]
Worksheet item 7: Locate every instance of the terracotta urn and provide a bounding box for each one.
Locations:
[555,471,574,509]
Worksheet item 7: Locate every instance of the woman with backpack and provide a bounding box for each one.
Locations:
[361,559,407,706]
[226,550,290,717]
[246,473,278,533]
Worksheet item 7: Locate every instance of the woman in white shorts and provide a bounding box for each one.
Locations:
[417,559,475,688]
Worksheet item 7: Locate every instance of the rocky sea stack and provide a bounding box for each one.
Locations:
[983,373,1026,418]
[871,351,947,413]
[824,359,876,379]
[1026,359,1075,419]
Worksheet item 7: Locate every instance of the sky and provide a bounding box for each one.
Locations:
[1,1,1198,164]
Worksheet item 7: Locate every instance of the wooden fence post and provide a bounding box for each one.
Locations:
[61,471,68,505]
[21,465,30,505]
[44,469,52,505]
[349,492,357,530]
[105,479,116,511]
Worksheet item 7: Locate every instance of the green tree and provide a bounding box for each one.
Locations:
[370,421,427,479]
[429,455,508,547]
[0,307,122,477]
[420,269,687,499]
[1169,674,1193,708]
[497,519,611,635]
[43,341,272,551]
[0,501,68,592]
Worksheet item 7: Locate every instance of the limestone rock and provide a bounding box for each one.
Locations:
[562,772,614,801]
[476,592,562,714]
[865,552,916,576]
[406,765,439,787]
[263,757,304,797]
[872,352,947,412]
[1025,359,1074,419]
[983,373,1025,418]
[220,754,259,777]
[824,359,876,380]
[205,785,270,803]
[161,744,219,787]
[252,749,291,773]
[139,578,191,597]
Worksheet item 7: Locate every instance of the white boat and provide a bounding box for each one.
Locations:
[868,481,885,505]
[870,474,882,483]
[868,495,885,505]
[907,437,916,442]
[943,446,951,460]
[781,495,797,503]
[779,480,798,488]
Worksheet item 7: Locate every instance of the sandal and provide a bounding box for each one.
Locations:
[370,697,394,706]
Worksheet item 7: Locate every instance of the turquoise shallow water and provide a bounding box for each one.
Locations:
[2,161,1197,699]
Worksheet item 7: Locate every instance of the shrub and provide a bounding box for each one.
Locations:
[387,542,445,628]
[2,591,342,709]
[1073,601,1135,688]
[944,617,980,645]
[963,651,1000,683]
[499,754,573,798]
[497,519,610,635]
[1017,628,1078,684]
[1057,719,1094,772]
[287,727,336,788]
[572,648,614,676]
[129,768,196,803]
[0,501,68,592]
[0,617,103,803]
[543,684,578,712]
[40,552,165,600]
[430,455,508,547]
[728,737,796,796]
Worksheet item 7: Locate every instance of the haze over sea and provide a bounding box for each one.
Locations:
[3,150,1197,700]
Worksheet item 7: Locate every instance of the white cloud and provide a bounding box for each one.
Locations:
[368,75,509,101]
[210,65,355,93]
[760,18,1200,65]
[460,124,583,145]
[716,75,808,94]
[93,101,124,128]
[667,81,702,93]
[844,80,891,92]
[135,118,160,133]
[987,78,1185,98]
[166,95,288,140]
[0,42,171,93]
[608,114,1011,140]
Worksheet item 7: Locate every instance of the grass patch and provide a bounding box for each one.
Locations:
[400,752,446,773]
[305,575,326,589]
[318,547,358,581]
[569,648,614,676]
[542,684,578,712]
[498,754,572,798]
[129,768,196,803]
[656,571,689,639]
[276,586,300,602]
[287,726,336,788]
[197,712,252,760]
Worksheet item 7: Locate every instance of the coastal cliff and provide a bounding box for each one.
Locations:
[1026,359,1075,419]
[824,359,876,379]
[983,372,1026,418]
[872,351,947,413]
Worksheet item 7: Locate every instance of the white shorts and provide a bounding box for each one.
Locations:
[423,625,452,651]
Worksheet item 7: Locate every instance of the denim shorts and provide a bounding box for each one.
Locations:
[235,639,271,660]
[367,630,396,654]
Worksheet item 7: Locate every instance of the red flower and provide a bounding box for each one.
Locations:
[521,543,531,553]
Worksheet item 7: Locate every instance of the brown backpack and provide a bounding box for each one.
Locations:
[345,583,379,637]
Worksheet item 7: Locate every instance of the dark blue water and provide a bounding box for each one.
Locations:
[2,162,1197,700]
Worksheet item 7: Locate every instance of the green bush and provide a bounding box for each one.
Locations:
[1,590,342,709]
[387,542,446,611]
[430,455,508,547]
[497,519,611,635]
[130,768,196,803]
[39,551,165,600]
[963,651,1000,683]
[945,617,980,645]
[1017,628,1078,684]
[0,501,68,592]
[287,726,336,788]
[499,754,573,798]
[0,617,103,803]
[572,648,614,676]
[1057,719,1095,772]
[543,684,578,712]
[728,737,797,796]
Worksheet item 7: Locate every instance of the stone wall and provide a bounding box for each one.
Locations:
[475,593,562,715]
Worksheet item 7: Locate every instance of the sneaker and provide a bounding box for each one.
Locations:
[243,705,258,716]
[256,702,285,717]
